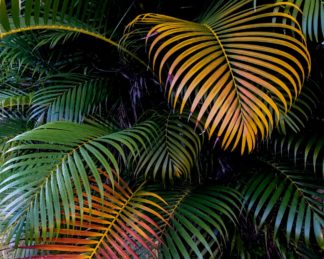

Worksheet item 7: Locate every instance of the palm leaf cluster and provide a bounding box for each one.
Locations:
[0,0,323,258]
[124,0,311,153]
[243,159,324,248]
[19,170,168,258]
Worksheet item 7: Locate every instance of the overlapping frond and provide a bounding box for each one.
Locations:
[30,74,109,123]
[272,134,324,177]
[148,185,241,258]
[124,0,311,153]
[275,0,324,42]
[132,112,203,183]
[0,120,157,243]
[0,0,143,65]
[243,159,324,248]
[274,79,322,134]
[17,170,167,258]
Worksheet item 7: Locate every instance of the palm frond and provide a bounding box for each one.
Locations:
[275,0,324,42]
[275,79,322,134]
[0,88,32,111]
[132,112,203,184]
[0,119,157,243]
[16,170,167,258]
[243,159,324,249]
[124,0,310,153]
[0,0,143,65]
[149,185,241,258]
[272,134,324,177]
[0,33,53,76]
[30,74,109,123]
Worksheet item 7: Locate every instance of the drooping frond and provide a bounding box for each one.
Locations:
[0,0,143,65]
[148,185,241,258]
[30,74,109,123]
[243,159,324,249]
[0,120,157,243]
[132,112,203,183]
[16,170,167,259]
[124,0,311,153]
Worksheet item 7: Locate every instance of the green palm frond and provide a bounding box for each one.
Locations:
[148,185,241,258]
[0,0,143,65]
[243,159,324,249]
[0,120,158,243]
[34,30,79,49]
[124,0,310,154]
[0,117,32,165]
[30,74,109,123]
[132,112,203,184]
[0,88,32,110]
[0,33,53,76]
[275,0,324,42]
[16,170,167,258]
[272,134,324,176]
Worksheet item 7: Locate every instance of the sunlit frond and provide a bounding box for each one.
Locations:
[124,0,311,153]
[17,171,167,258]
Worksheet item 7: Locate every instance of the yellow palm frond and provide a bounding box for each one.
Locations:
[124,0,311,153]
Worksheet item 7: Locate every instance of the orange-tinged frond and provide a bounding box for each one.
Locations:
[124,0,310,153]
[20,171,166,258]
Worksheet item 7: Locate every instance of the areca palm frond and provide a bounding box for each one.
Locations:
[0,120,158,242]
[272,134,324,176]
[147,185,241,258]
[17,170,167,259]
[30,74,109,123]
[243,159,324,248]
[0,0,143,65]
[0,33,55,77]
[132,112,203,183]
[124,0,311,153]
[275,0,324,42]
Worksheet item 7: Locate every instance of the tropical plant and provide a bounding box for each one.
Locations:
[0,0,323,258]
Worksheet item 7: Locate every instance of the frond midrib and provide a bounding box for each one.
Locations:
[89,184,139,258]
[0,24,146,67]
[158,188,191,239]
[258,158,321,214]
[4,127,111,232]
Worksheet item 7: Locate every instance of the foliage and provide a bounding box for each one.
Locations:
[0,0,323,258]
[123,0,311,153]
